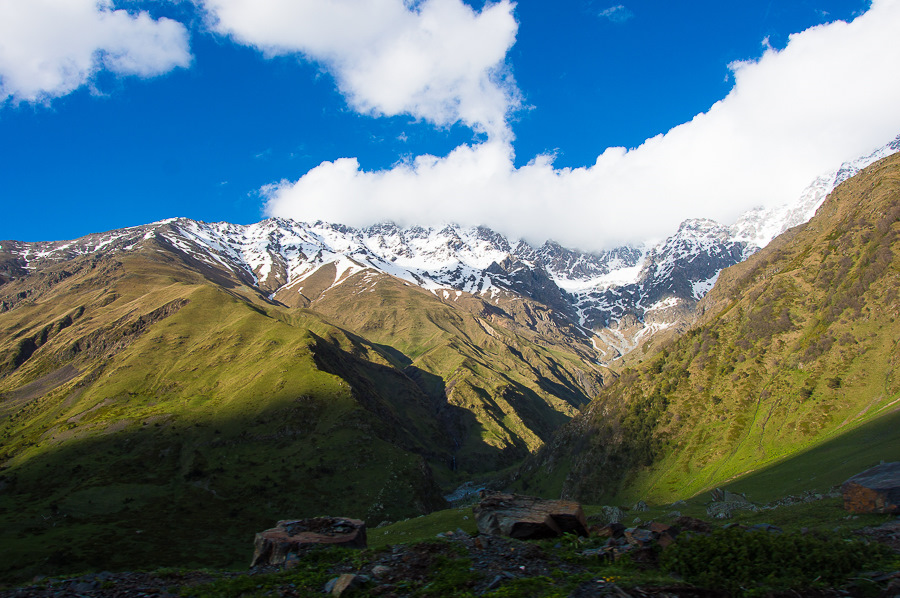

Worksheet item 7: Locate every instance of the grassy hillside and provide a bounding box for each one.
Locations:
[519,152,900,504]
[300,271,607,475]
[0,232,608,580]
[0,246,452,580]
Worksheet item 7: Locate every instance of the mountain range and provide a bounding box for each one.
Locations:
[5,134,898,366]
[0,135,898,579]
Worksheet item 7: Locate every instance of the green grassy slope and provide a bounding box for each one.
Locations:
[0,247,451,580]
[0,232,609,580]
[519,152,900,504]
[304,272,607,475]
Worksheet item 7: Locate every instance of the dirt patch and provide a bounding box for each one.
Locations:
[0,364,80,414]
[5,364,80,402]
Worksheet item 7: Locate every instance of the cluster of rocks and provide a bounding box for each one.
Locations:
[318,528,581,597]
[705,489,758,519]
[5,464,898,597]
[0,570,236,597]
[692,460,900,521]
[581,520,683,563]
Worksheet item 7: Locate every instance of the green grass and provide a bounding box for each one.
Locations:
[368,507,478,549]
[0,265,451,580]
[721,406,900,503]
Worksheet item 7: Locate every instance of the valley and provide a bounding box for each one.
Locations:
[0,144,899,589]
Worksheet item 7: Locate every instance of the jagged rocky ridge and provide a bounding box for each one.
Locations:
[3,135,898,365]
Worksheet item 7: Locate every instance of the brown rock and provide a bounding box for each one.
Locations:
[624,528,655,546]
[842,462,900,514]
[673,516,712,533]
[473,493,588,539]
[657,531,679,549]
[251,517,367,567]
[591,522,625,538]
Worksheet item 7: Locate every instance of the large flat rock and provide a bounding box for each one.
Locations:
[251,517,367,567]
[473,493,587,539]
[841,462,900,514]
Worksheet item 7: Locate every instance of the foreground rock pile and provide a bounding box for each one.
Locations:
[4,485,900,597]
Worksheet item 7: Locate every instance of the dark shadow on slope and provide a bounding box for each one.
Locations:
[369,342,413,368]
[721,407,900,503]
[307,332,490,472]
[0,393,451,583]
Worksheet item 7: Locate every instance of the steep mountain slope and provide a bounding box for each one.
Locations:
[301,271,605,472]
[0,241,456,576]
[0,222,607,577]
[583,134,900,364]
[518,152,900,504]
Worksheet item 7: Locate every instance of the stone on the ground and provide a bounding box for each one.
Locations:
[841,462,900,514]
[673,516,712,533]
[474,493,588,539]
[251,517,367,567]
[624,528,654,546]
[706,500,758,519]
[591,522,625,538]
[707,487,757,519]
[632,500,649,511]
[325,574,367,596]
[601,505,625,523]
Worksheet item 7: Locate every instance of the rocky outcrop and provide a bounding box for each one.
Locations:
[842,462,900,514]
[473,493,587,539]
[706,488,759,519]
[251,517,367,567]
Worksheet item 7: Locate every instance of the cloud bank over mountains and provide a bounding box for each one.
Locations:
[263,0,900,250]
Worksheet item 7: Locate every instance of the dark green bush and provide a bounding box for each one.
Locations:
[660,528,893,596]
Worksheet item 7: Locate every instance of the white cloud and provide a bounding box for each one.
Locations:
[264,0,900,251]
[0,0,191,103]
[598,5,633,23]
[200,0,519,139]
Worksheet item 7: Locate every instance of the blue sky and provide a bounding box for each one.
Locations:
[2,0,899,249]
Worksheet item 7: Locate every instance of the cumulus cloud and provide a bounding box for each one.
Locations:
[598,5,634,23]
[0,0,191,103]
[200,0,519,139]
[265,0,900,251]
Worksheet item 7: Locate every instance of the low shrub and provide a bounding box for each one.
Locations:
[660,527,894,596]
